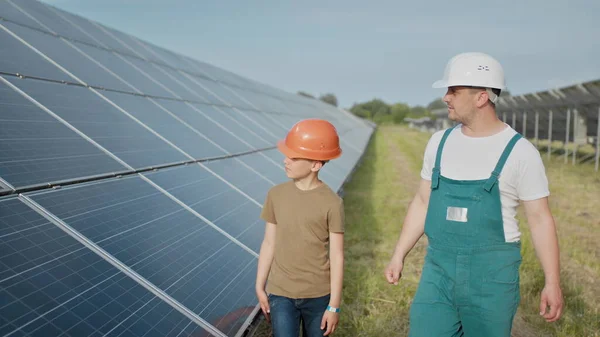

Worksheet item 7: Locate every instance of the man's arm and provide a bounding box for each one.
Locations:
[522,197,563,322]
[385,178,431,285]
[255,222,276,320]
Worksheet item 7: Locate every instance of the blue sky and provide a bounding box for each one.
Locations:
[41,0,600,109]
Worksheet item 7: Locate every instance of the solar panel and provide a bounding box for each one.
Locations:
[0,80,126,189]
[0,197,212,337]
[26,176,259,335]
[0,0,375,336]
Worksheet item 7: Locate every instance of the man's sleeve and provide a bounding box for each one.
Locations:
[260,189,277,224]
[420,134,440,181]
[328,198,345,233]
[516,142,551,201]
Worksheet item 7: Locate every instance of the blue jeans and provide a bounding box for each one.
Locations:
[268,293,331,337]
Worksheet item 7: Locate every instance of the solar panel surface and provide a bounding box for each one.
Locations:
[0,1,375,336]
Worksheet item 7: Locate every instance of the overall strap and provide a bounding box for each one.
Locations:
[483,133,523,192]
[431,127,454,189]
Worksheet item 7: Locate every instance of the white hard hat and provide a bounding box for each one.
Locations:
[432,52,505,103]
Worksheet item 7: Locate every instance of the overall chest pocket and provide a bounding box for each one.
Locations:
[440,192,483,237]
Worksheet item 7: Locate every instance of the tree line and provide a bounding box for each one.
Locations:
[298,89,511,125]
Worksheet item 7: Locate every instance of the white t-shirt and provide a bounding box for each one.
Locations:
[420,123,550,242]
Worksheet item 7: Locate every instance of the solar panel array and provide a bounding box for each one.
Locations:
[0,1,375,336]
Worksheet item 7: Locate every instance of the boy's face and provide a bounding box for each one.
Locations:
[283,157,323,179]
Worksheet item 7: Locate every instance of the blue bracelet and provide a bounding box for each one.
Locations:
[326,305,340,313]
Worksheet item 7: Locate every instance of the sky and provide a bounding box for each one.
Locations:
[40,0,600,109]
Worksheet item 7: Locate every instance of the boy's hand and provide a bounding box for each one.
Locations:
[320,311,339,335]
[256,289,270,323]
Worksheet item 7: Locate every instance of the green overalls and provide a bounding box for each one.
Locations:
[409,127,523,337]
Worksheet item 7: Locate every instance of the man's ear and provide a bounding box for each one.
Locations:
[475,89,490,108]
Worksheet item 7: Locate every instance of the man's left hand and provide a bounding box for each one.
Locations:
[320,311,339,336]
[539,283,563,322]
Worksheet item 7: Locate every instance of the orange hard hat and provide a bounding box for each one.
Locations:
[277,119,342,161]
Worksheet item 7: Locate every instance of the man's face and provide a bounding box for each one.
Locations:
[283,156,322,179]
[443,86,483,123]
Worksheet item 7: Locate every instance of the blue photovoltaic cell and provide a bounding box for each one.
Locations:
[143,164,265,253]
[191,104,273,149]
[148,99,254,155]
[0,1,48,32]
[4,77,188,169]
[242,91,293,115]
[1,21,135,93]
[99,91,227,160]
[0,23,72,82]
[0,79,127,189]
[235,109,288,139]
[204,157,273,205]
[167,72,216,104]
[0,197,209,337]
[196,80,255,111]
[28,176,259,335]
[7,0,96,45]
[215,108,280,145]
[112,55,202,101]
[44,6,135,56]
[184,60,250,90]
[259,148,285,165]
[70,41,178,98]
[235,152,287,187]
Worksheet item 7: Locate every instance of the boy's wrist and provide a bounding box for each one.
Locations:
[327,300,341,308]
[326,305,341,313]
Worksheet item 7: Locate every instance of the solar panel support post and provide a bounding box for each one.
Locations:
[572,109,578,165]
[565,108,571,164]
[512,111,516,129]
[534,110,540,147]
[548,109,553,161]
[522,110,527,138]
[595,106,600,172]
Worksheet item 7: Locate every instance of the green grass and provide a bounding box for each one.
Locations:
[250,125,600,337]
[514,151,600,337]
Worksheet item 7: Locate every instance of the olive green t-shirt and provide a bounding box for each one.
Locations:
[260,180,345,299]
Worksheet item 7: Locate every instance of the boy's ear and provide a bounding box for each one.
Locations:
[311,160,324,172]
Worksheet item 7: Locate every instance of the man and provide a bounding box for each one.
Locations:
[384,52,563,336]
[256,119,345,337]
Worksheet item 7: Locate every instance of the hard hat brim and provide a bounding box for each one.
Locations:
[277,139,342,161]
[277,140,304,159]
[432,79,448,88]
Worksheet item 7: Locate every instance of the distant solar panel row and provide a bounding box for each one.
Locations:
[0,0,374,336]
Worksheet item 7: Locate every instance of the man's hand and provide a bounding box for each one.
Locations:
[384,178,430,286]
[320,311,339,335]
[539,283,563,322]
[256,289,270,323]
[384,257,404,285]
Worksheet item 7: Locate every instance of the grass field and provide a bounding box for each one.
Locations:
[250,125,600,337]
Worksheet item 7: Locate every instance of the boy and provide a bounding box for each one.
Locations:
[255,118,345,337]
